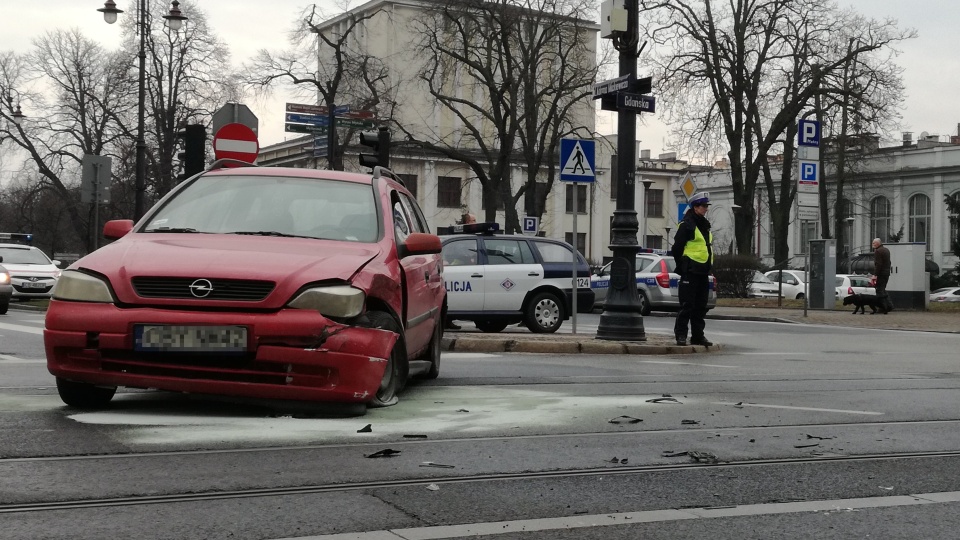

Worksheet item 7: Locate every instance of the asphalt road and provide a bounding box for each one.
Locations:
[2,309,960,539]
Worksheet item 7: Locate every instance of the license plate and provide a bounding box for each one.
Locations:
[23,281,47,289]
[134,325,248,352]
[577,277,590,288]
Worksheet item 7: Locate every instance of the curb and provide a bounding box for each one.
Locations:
[441,336,722,355]
[6,303,46,312]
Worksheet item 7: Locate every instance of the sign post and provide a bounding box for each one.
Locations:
[559,138,596,335]
[797,119,822,316]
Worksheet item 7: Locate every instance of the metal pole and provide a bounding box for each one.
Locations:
[134,0,147,220]
[93,163,101,250]
[597,0,645,341]
[803,229,809,318]
[572,183,578,335]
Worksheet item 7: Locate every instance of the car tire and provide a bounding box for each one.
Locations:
[0,299,8,315]
[364,311,406,407]
[524,292,564,333]
[475,320,508,333]
[796,293,805,300]
[638,290,652,316]
[419,319,442,380]
[55,377,117,409]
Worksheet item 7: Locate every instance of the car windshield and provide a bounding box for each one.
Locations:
[753,271,775,283]
[0,246,52,265]
[142,175,380,242]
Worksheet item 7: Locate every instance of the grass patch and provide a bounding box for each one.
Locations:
[718,296,960,312]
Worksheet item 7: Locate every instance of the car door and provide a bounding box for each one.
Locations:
[393,193,439,349]
[441,237,485,315]
[480,237,539,312]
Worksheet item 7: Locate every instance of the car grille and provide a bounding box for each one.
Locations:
[131,277,275,301]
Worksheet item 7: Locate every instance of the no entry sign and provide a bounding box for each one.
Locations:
[213,122,259,163]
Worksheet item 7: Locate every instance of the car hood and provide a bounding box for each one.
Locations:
[1,263,59,276]
[75,234,382,304]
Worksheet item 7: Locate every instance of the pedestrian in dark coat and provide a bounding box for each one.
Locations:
[671,192,714,346]
[872,238,894,314]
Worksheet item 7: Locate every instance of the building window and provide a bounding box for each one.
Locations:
[870,196,891,244]
[563,233,587,256]
[949,191,960,252]
[841,199,855,255]
[908,193,931,247]
[644,235,662,250]
[397,174,418,199]
[565,184,587,214]
[645,189,663,218]
[799,221,817,254]
[437,176,461,208]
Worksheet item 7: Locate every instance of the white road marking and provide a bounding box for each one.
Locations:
[442,352,501,359]
[0,354,45,364]
[738,352,812,356]
[272,491,960,540]
[639,360,737,368]
[0,322,44,335]
[714,401,883,415]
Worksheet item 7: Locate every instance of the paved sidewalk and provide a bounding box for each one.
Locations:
[704,305,960,333]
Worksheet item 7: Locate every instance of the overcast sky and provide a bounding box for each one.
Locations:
[1,0,956,162]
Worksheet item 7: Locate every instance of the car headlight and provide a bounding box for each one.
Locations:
[52,271,115,303]
[0,273,9,285]
[287,285,365,318]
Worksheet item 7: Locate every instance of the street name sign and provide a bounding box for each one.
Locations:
[617,92,656,113]
[592,74,631,99]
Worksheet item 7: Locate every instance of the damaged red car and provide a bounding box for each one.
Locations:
[45,165,445,414]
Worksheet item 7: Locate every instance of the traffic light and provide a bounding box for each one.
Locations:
[177,124,206,180]
[359,126,390,170]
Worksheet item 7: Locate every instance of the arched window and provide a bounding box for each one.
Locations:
[869,196,891,243]
[908,193,931,246]
[949,191,960,252]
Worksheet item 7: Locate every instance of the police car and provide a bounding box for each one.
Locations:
[440,223,594,333]
[590,250,716,316]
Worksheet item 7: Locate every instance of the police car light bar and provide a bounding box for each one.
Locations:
[439,222,501,235]
[0,232,33,245]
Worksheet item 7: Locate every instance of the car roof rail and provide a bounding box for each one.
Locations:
[207,159,258,171]
[372,166,405,187]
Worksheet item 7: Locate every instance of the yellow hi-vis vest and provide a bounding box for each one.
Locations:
[679,222,713,265]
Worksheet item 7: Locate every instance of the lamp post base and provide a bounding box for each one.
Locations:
[596,309,646,341]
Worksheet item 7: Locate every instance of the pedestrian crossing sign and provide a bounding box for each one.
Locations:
[560,138,596,182]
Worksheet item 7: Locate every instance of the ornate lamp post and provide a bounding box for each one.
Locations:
[597,0,645,341]
[98,0,187,220]
[5,92,25,125]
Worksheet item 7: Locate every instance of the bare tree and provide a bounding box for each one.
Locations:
[638,0,911,256]
[246,2,393,171]
[402,0,599,232]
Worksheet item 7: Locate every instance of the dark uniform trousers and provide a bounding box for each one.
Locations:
[675,273,710,341]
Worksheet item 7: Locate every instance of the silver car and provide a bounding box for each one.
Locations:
[0,263,11,314]
[930,287,960,303]
[591,252,717,316]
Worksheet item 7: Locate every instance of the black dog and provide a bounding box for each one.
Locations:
[842,293,882,314]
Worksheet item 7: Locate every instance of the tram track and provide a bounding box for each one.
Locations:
[4,449,960,514]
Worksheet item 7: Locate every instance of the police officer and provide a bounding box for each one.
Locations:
[671,192,714,346]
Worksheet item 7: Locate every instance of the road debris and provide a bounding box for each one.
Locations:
[689,451,719,464]
[426,484,440,491]
[608,415,642,424]
[357,424,372,433]
[420,462,455,469]
[662,451,688,458]
[403,434,428,439]
[366,448,401,458]
[805,434,835,440]
[456,409,470,413]
[794,443,820,448]
[681,419,699,425]
[646,397,682,404]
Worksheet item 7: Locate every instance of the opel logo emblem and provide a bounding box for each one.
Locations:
[189,279,213,298]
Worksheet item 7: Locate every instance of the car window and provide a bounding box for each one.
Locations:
[663,257,677,272]
[442,239,479,266]
[484,238,535,265]
[392,200,412,242]
[636,256,656,272]
[0,246,52,265]
[398,192,426,234]
[835,277,845,287]
[533,241,574,263]
[851,277,869,287]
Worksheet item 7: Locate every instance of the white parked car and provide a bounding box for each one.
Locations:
[835,274,875,300]
[0,264,11,314]
[0,244,61,299]
[930,287,960,303]
[764,269,808,300]
[748,271,781,298]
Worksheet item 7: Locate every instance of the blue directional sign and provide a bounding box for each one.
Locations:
[559,138,596,182]
[522,216,539,235]
[286,112,329,125]
[798,119,821,147]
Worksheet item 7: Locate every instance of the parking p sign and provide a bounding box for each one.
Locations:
[798,119,820,147]
[522,216,539,236]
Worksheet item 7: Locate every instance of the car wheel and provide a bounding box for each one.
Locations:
[0,299,8,315]
[524,292,564,333]
[475,320,508,333]
[419,319,442,380]
[364,311,406,407]
[637,290,652,316]
[55,377,116,409]
[796,293,805,300]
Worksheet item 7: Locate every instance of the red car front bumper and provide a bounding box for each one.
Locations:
[45,300,396,404]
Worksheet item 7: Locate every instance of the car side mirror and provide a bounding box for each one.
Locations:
[398,232,442,259]
[103,219,134,240]
[52,260,62,268]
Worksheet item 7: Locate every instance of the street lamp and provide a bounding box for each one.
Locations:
[98,0,187,220]
[5,92,25,125]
